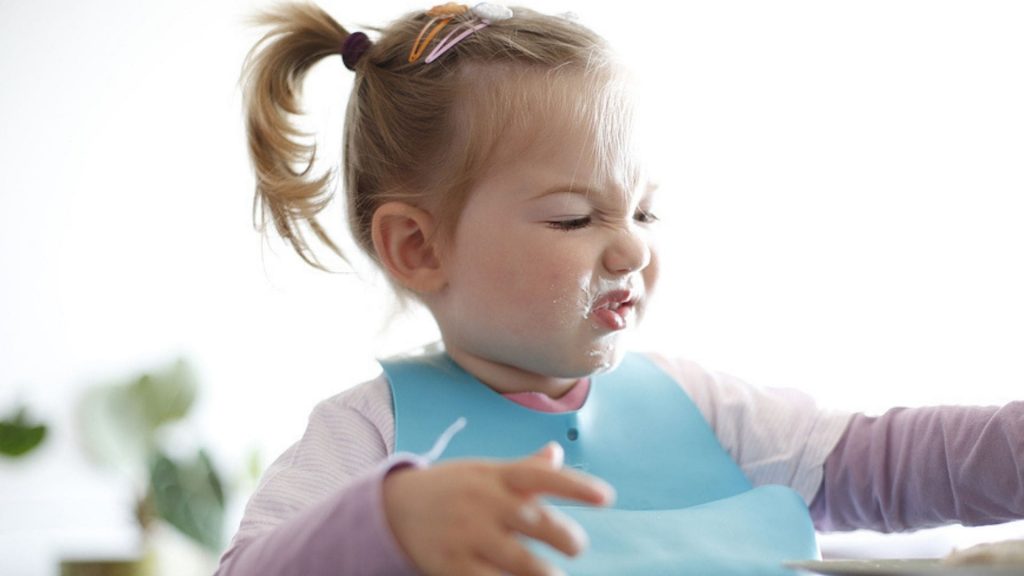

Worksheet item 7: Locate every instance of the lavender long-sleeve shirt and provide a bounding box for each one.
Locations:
[217,355,1024,575]
[810,403,1024,532]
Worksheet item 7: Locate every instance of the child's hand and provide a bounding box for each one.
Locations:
[383,442,614,576]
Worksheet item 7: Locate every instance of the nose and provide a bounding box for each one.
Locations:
[602,226,651,276]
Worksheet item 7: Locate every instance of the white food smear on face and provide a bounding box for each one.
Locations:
[587,346,613,373]
[942,539,1024,566]
[580,276,635,322]
[564,275,634,373]
[546,276,583,328]
[578,277,595,320]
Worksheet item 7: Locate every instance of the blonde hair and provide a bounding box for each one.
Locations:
[242,3,631,270]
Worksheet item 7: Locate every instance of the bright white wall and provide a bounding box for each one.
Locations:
[1,1,1022,574]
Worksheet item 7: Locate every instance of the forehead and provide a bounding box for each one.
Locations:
[458,64,648,195]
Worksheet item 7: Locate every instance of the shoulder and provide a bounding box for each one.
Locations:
[637,351,746,395]
[309,370,396,454]
[638,352,754,427]
[639,351,847,423]
[233,371,396,541]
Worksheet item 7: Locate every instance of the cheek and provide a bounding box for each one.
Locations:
[507,256,586,310]
[496,235,581,284]
[546,269,591,314]
[499,246,593,324]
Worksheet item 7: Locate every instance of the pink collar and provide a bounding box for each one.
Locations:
[502,378,590,413]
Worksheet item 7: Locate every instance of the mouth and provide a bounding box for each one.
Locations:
[589,289,640,331]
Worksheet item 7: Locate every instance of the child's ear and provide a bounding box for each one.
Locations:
[371,201,446,294]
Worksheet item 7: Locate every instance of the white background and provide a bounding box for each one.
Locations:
[1,1,1022,574]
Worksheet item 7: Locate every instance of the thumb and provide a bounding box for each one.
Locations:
[531,441,565,468]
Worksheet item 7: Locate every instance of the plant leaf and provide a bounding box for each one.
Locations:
[77,383,151,475]
[149,448,226,553]
[0,407,47,458]
[129,359,197,429]
[77,359,198,473]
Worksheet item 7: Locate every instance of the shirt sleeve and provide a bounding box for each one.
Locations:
[216,375,417,576]
[810,402,1024,532]
[645,353,854,504]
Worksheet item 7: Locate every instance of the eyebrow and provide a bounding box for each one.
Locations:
[529,185,595,201]
[529,182,659,202]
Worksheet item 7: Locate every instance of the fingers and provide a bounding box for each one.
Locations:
[451,558,505,576]
[530,441,565,468]
[510,500,588,557]
[477,525,566,576]
[502,460,616,506]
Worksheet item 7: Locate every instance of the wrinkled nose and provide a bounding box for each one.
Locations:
[603,227,651,276]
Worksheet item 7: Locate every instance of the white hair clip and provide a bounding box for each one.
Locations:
[472,2,514,21]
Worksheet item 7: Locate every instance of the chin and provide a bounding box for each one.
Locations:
[578,345,626,377]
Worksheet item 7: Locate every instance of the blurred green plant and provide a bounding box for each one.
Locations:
[77,359,226,554]
[0,404,48,457]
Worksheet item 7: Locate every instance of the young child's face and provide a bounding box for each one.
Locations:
[431,79,659,393]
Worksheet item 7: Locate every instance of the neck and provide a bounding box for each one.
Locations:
[445,348,579,399]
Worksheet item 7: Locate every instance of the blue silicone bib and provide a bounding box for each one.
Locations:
[382,353,817,575]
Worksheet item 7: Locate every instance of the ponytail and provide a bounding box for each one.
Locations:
[242,4,349,269]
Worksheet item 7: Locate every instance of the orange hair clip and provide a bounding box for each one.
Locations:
[428,3,469,17]
[409,3,470,63]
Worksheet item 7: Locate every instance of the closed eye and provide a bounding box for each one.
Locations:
[634,208,659,224]
[547,216,592,231]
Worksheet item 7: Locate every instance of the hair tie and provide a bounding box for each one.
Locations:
[342,31,372,71]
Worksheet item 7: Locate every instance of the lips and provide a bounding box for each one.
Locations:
[589,289,638,331]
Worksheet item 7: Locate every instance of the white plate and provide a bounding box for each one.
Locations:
[785,559,1024,576]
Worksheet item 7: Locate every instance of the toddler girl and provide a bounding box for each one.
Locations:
[218,3,1024,575]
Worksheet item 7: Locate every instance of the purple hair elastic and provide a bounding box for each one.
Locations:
[342,31,371,71]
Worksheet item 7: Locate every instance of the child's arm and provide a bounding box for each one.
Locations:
[215,382,418,576]
[811,402,1024,532]
[216,457,422,575]
[217,443,611,576]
